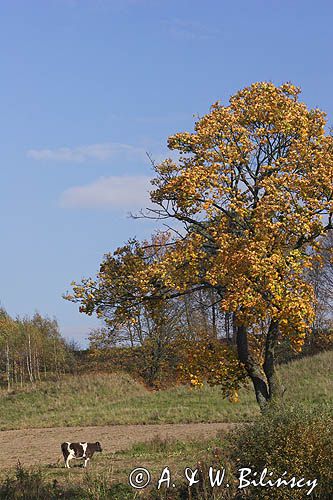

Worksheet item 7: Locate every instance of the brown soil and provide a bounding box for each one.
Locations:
[0,422,236,469]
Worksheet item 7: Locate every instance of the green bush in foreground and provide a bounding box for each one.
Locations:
[0,464,135,500]
[153,404,333,499]
[0,464,67,499]
[226,404,333,499]
[169,404,333,499]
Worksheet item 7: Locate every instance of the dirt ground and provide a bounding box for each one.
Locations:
[0,422,236,470]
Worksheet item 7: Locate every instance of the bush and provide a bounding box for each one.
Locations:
[0,463,74,499]
[0,463,136,500]
[82,469,134,499]
[226,404,333,499]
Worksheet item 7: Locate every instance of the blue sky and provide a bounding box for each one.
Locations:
[1,0,332,347]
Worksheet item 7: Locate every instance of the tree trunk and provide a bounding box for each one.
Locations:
[236,322,269,409]
[27,332,34,382]
[184,295,193,336]
[20,361,23,387]
[263,319,281,400]
[35,349,41,381]
[6,342,11,391]
[210,290,217,338]
[235,317,281,410]
[26,355,33,383]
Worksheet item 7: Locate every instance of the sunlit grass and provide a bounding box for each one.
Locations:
[0,350,331,430]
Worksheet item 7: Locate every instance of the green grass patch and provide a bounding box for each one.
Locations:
[0,398,332,498]
[0,350,331,429]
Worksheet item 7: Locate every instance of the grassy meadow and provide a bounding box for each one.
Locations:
[0,435,228,499]
[23,435,227,497]
[0,351,331,498]
[0,350,331,430]
[1,403,332,499]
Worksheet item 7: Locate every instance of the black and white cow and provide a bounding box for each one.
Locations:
[61,441,102,468]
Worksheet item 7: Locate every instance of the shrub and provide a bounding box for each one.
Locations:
[0,463,135,500]
[82,469,134,500]
[0,463,74,499]
[226,404,333,499]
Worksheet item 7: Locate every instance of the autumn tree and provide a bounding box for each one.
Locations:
[67,82,333,409]
[83,236,201,387]
[0,310,74,387]
[86,245,235,387]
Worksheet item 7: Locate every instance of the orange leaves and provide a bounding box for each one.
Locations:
[177,334,248,397]
[145,83,333,339]
[151,82,332,241]
[67,81,333,387]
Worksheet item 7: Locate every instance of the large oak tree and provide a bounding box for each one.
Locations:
[67,83,333,409]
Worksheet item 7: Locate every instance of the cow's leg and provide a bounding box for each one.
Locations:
[83,457,90,468]
[66,454,74,468]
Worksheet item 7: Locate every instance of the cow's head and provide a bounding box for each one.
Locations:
[95,441,102,452]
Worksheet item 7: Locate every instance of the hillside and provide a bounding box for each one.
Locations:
[0,350,331,430]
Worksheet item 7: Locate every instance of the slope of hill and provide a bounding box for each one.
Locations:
[0,350,331,430]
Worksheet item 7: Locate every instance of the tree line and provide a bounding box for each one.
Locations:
[0,309,75,389]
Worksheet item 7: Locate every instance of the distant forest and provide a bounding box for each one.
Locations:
[0,310,75,389]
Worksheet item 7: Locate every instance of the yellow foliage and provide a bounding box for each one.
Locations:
[66,82,333,396]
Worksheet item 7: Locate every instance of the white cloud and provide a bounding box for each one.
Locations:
[27,142,147,163]
[60,175,152,209]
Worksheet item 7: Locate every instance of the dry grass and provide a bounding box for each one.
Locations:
[0,350,331,430]
[0,352,331,498]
